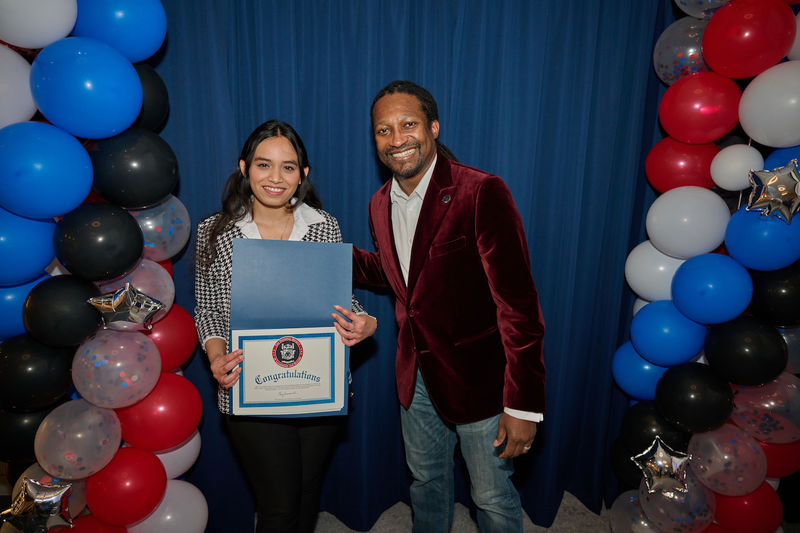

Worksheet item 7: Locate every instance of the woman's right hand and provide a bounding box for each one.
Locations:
[209,349,244,389]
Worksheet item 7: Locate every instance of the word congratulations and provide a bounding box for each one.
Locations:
[254,370,321,384]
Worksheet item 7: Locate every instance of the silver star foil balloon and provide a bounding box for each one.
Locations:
[87,282,164,330]
[747,159,800,223]
[631,436,691,498]
[0,478,72,532]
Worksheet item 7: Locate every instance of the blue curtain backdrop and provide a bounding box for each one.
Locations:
[154,1,669,530]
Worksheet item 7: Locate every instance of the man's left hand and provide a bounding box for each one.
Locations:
[332,305,377,346]
[494,413,537,459]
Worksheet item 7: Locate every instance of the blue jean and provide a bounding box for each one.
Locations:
[399,371,522,533]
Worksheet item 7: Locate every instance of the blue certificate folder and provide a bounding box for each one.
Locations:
[229,238,351,417]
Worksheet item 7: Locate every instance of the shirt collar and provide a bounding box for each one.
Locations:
[390,153,438,203]
[234,202,324,240]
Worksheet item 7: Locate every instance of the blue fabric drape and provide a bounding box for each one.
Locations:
[155,1,668,530]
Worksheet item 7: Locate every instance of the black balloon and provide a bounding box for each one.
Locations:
[54,203,144,281]
[133,63,169,132]
[655,363,734,433]
[748,259,800,327]
[0,335,73,411]
[705,316,788,386]
[89,127,178,208]
[23,275,102,347]
[610,438,644,491]
[618,401,691,453]
[0,405,54,463]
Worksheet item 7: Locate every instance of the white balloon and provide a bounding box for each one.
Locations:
[127,480,208,533]
[765,477,781,490]
[710,144,764,191]
[0,45,36,128]
[740,60,800,148]
[632,298,650,316]
[154,430,201,479]
[646,186,730,259]
[625,240,686,301]
[0,0,77,49]
[788,12,800,61]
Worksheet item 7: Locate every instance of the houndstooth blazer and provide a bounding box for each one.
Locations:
[194,202,364,413]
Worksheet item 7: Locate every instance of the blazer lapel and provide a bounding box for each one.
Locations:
[407,156,455,295]
[373,187,408,301]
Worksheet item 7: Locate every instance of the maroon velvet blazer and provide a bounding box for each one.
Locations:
[353,155,546,425]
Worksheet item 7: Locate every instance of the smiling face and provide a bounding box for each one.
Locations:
[372,92,439,192]
[240,136,308,214]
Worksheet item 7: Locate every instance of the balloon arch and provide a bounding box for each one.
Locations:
[611,1,800,533]
[1,1,206,531]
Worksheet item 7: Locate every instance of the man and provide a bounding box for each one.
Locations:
[350,80,546,533]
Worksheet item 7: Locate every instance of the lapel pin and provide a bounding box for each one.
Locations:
[441,193,451,204]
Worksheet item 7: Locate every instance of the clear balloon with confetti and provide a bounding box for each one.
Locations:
[652,17,709,85]
[127,194,191,262]
[72,329,161,408]
[34,399,121,479]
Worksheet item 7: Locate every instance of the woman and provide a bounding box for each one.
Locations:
[194,120,376,533]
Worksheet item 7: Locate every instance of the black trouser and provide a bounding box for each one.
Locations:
[226,415,343,533]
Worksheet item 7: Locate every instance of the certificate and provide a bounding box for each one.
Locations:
[229,239,351,417]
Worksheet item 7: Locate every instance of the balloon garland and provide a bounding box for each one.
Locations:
[0,2,205,531]
[611,1,800,532]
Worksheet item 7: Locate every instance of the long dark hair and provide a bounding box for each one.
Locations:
[198,120,322,270]
[371,80,458,161]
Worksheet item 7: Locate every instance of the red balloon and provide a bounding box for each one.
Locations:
[759,439,800,478]
[53,514,127,533]
[645,136,719,193]
[702,0,795,79]
[115,372,202,451]
[156,258,173,277]
[147,304,197,371]
[713,481,783,533]
[658,71,742,144]
[85,447,166,527]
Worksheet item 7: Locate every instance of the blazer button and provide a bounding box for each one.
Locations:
[408,308,417,318]
[441,194,451,204]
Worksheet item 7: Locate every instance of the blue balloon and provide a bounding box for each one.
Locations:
[764,145,800,170]
[630,300,707,366]
[0,208,56,287]
[0,274,49,339]
[725,206,800,271]
[0,122,93,219]
[671,253,753,324]
[30,37,143,140]
[611,341,669,401]
[72,0,167,63]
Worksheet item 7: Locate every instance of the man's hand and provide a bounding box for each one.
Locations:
[493,413,537,459]
[332,305,377,346]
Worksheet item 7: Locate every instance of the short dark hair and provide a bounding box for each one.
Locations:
[371,80,439,126]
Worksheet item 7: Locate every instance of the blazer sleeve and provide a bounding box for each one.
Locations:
[474,176,546,413]
[194,217,230,351]
[352,204,390,289]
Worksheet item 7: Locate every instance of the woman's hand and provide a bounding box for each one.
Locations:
[208,347,244,389]
[332,305,377,346]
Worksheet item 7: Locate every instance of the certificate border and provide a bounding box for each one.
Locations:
[236,332,336,408]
